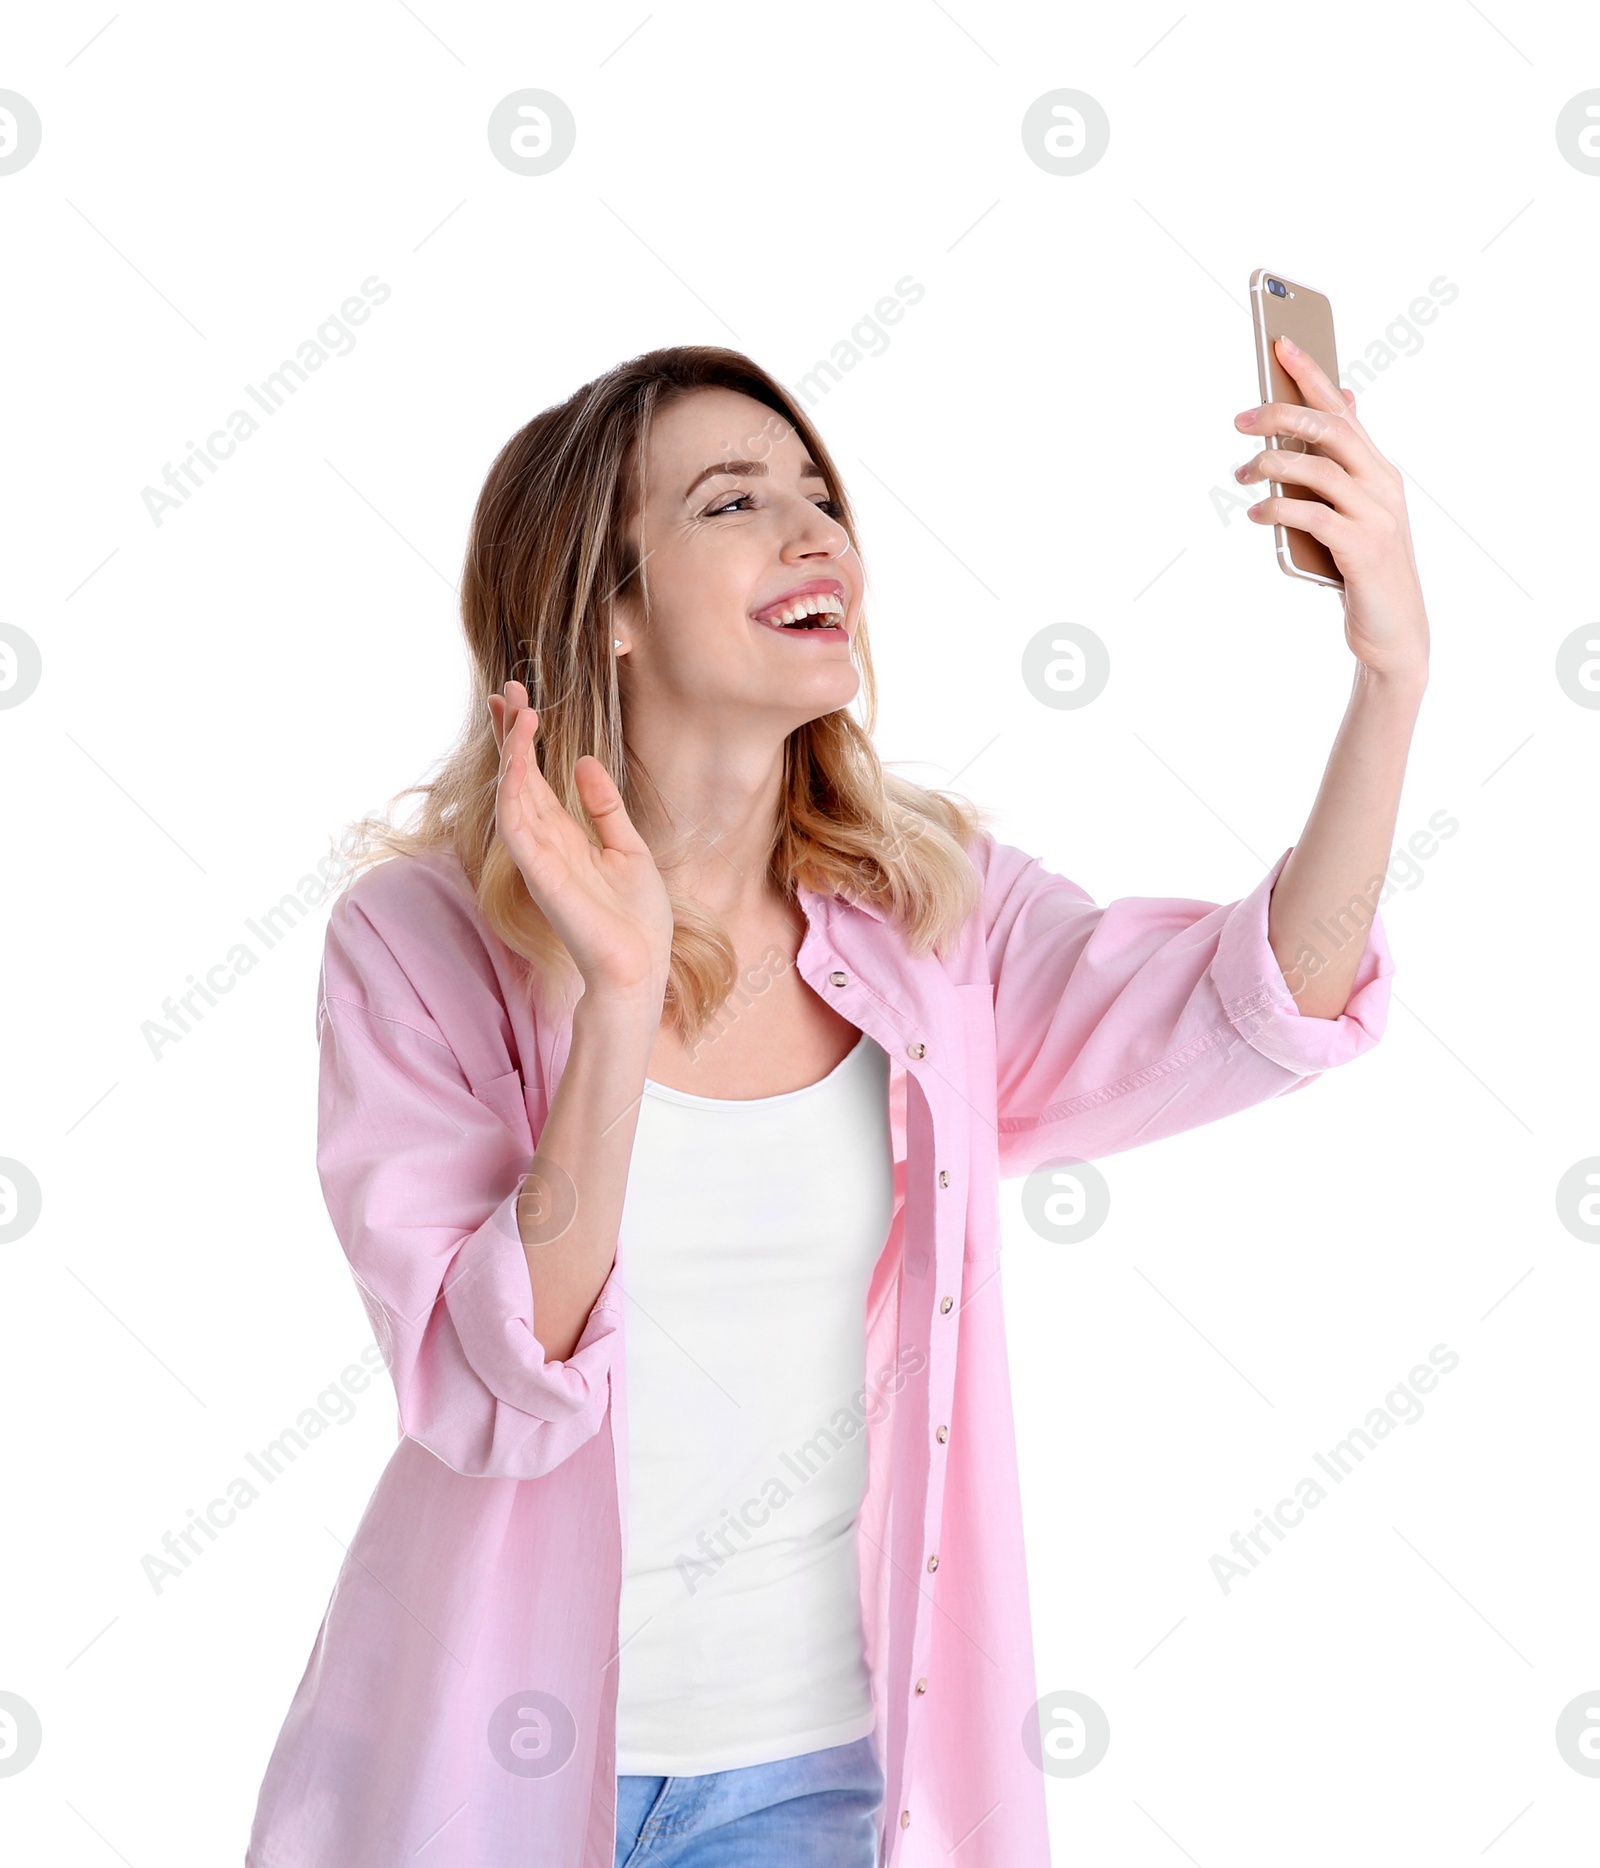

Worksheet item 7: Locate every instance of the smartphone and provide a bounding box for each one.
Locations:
[1248,269,1343,590]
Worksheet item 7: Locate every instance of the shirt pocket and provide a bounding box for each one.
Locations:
[470,1066,532,1146]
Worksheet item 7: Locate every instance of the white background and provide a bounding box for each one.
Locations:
[2,2,1596,1862]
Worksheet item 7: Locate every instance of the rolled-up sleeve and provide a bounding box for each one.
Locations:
[975,837,1393,1178]
[316,910,620,1480]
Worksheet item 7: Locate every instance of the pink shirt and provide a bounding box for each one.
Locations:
[246,832,1393,1867]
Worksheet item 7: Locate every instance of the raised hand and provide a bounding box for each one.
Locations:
[487,680,674,1004]
[1234,335,1430,684]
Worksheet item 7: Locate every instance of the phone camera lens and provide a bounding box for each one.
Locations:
[1267,278,1287,297]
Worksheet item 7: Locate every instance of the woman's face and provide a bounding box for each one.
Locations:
[615,386,863,727]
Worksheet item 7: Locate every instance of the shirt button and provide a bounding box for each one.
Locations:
[915,1677,928,1695]
[938,1169,949,1188]
[939,1295,954,1314]
[936,1425,949,1443]
[907,1041,926,1059]
[828,970,848,987]
[927,1552,939,1572]
[900,1810,911,1829]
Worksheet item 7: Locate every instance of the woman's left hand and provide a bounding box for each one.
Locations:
[1235,336,1430,683]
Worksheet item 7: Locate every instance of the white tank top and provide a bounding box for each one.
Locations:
[613,1028,894,1775]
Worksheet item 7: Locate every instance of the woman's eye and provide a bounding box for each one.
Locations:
[706,494,843,518]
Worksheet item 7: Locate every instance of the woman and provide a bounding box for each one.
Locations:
[247,344,1424,1867]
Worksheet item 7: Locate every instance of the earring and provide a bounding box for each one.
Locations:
[614,639,623,650]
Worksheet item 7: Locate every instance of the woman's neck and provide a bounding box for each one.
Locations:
[631,709,791,922]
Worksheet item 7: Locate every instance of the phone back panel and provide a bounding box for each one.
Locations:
[1248,270,1342,588]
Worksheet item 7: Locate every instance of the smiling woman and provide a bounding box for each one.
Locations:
[339,347,989,1057]
[246,344,1412,1868]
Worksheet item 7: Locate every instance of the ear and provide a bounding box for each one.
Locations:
[608,589,642,653]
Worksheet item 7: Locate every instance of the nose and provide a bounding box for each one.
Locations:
[785,494,850,559]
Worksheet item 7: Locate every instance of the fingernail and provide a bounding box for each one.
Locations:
[1235,408,1257,428]
[1278,335,1298,355]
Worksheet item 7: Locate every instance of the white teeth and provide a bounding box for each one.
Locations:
[763,592,845,628]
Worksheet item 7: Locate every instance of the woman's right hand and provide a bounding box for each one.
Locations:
[488,681,674,1004]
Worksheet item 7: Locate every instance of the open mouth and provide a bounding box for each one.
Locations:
[751,591,848,635]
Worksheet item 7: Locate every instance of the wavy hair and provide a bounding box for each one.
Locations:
[339,345,993,1045]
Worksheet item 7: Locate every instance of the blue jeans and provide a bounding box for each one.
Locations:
[612,1735,884,1866]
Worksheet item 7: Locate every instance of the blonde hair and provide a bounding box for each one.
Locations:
[341,344,994,1045]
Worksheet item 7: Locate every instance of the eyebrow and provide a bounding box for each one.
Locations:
[682,457,827,502]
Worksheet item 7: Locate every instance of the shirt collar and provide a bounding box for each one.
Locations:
[796,879,889,925]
